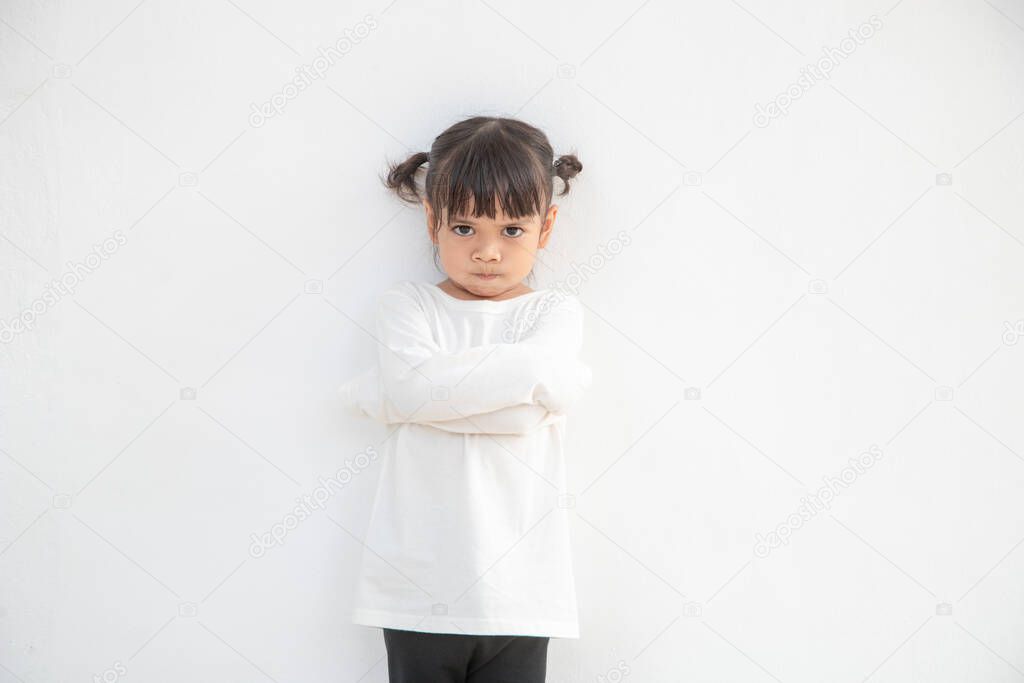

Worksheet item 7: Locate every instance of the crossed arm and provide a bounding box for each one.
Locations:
[338,286,592,435]
[339,364,568,434]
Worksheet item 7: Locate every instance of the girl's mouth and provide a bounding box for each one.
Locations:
[475,273,499,280]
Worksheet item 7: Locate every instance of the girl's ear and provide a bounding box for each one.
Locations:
[424,200,437,243]
[538,204,558,249]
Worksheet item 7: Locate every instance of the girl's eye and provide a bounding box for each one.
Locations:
[451,225,523,237]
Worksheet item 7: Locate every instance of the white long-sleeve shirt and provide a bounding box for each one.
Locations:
[338,280,592,638]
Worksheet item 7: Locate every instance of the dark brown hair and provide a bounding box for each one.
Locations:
[381,116,582,276]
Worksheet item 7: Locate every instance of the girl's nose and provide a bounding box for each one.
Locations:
[475,243,501,261]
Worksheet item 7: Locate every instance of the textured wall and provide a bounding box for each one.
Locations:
[1,0,1023,681]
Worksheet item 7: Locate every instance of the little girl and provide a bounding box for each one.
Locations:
[339,116,592,683]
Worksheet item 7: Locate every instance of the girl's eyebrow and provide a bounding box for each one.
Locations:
[451,216,529,226]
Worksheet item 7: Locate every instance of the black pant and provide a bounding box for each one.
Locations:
[382,627,549,682]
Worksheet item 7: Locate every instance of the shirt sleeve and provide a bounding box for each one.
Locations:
[428,405,566,434]
[370,284,590,420]
[517,293,592,413]
[338,364,565,434]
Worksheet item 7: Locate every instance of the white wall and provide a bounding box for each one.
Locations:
[2,0,1023,681]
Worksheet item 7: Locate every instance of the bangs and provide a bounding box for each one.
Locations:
[428,139,550,226]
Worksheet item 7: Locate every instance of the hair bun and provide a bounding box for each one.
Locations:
[552,153,582,196]
[554,154,582,178]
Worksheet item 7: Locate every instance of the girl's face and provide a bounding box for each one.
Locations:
[425,196,557,299]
